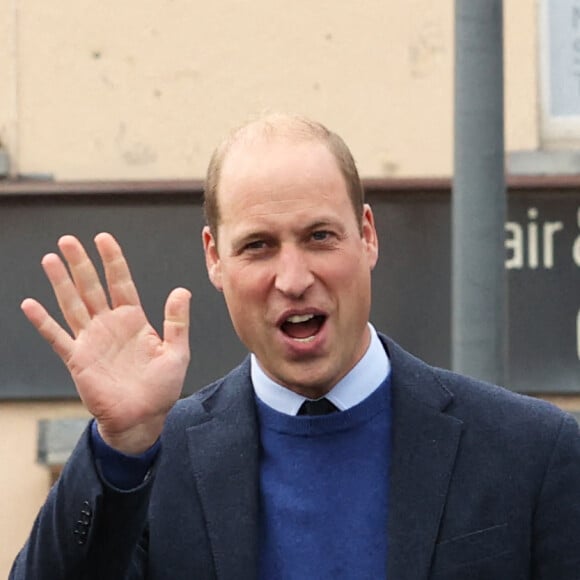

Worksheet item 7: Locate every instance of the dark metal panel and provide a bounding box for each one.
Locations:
[0,180,578,399]
[368,189,580,394]
[0,193,246,399]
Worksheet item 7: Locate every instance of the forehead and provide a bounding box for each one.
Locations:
[217,136,348,212]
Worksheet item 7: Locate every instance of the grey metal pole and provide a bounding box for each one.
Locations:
[452,0,507,384]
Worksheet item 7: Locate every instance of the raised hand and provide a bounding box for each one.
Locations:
[21,233,191,454]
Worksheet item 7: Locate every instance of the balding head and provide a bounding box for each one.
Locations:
[203,113,365,238]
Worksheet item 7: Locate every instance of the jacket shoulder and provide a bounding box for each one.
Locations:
[380,332,575,438]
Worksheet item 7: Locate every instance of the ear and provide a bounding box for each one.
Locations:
[361,204,379,270]
[202,226,223,291]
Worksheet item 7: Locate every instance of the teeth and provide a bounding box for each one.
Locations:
[293,336,316,343]
[286,314,314,324]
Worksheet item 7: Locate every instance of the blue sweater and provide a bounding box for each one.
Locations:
[256,377,391,579]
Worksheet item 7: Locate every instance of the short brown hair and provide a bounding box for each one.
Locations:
[203,113,365,237]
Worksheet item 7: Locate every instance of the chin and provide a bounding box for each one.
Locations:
[278,367,335,397]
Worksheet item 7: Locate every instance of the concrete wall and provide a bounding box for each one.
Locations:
[0,0,563,574]
[1,0,538,183]
[0,401,89,574]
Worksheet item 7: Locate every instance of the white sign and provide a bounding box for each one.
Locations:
[548,0,580,115]
[541,0,580,141]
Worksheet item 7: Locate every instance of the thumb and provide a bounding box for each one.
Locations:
[163,287,191,358]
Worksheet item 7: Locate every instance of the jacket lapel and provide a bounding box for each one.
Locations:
[383,337,463,580]
[185,360,260,580]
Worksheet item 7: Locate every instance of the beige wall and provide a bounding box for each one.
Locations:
[0,0,17,168]
[1,0,538,182]
[0,0,562,575]
[0,401,89,574]
[504,0,539,152]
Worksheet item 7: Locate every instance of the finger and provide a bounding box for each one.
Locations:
[41,253,92,336]
[163,287,191,361]
[21,298,75,362]
[94,233,142,308]
[58,235,110,316]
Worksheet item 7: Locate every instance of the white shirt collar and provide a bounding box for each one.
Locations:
[251,323,390,415]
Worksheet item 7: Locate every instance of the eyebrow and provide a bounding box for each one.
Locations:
[305,219,340,230]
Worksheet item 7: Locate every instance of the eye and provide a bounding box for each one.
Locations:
[242,240,266,252]
[311,230,333,241]
[244,240,266,250]
[239,240,269,255]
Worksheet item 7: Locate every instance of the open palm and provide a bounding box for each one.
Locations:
[21,233,191,453]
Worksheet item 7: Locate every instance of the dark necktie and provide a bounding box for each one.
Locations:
[297,398,338,416]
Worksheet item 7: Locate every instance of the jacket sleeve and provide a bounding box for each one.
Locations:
[9,426,153,580]
[532,413,580,579]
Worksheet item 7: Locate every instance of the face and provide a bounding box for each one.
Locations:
[203,136,379,398]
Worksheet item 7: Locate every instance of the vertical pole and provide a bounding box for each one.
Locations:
[452,0,507,384]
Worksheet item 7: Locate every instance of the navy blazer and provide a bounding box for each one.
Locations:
[11,335,580,579]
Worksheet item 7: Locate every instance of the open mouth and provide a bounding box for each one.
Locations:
[280,313,326,343]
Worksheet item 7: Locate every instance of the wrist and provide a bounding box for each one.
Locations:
[96,418,164,455]
[91,421,160,489]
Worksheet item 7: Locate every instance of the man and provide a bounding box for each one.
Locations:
[10,114,580,579]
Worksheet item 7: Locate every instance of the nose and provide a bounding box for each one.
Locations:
[274,244,315,298]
